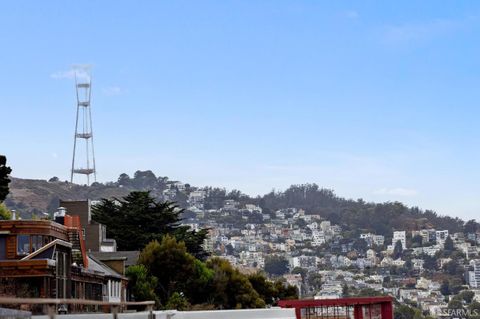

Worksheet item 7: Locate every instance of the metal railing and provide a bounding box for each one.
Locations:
[0,297,155,319]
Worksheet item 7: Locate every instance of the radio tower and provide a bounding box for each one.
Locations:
[70,68,97,185]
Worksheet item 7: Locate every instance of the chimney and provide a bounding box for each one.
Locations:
[54,207,66,224]
[11,210,16,220]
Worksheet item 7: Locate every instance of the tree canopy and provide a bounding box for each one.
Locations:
[0,155,12,202]
[264,255,289,276]
[130,235,297,310]
[393,240,403,259]
[92,191,208,259]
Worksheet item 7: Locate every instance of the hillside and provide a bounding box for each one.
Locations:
[4,171,469,237]
[5,177,130,217]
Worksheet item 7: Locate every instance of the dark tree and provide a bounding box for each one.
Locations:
[411,235,423,247]
[422,254,437,272]
[132,170,158,189]
[464,220,480,234]
[92,191,208,259]
[444,236,455,252]
[248,273,276,305]
[393,240,403,259]
[0,155,12,202]
[264,255,289,276]
[353,238,368,253]
[440,280,451,296]
[117,173,131,187]
[291,267,307,281]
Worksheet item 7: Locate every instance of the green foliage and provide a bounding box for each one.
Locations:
[448,298,464,310]
[248,272,276,305]
[411,235,423,247]
[207,258,265,309]
[393,240,403,259]
[137,237,276,309]
[0,203,12,220]
[459,290,475,304]
[443,260,463,277]
[394,304,418,319]
[264,255,289,276]
[291,267,307,281]
[273,279,298,300]
[165,292,190,311]
[352,238,368,252]
[421,254,437,272]
[342,284,349,297]
[307,273,322,291]
[262,185,465,237]
[125,264,159,304]
[0,155,12,202]
[92,191,208,258]
[469,301,480,313]
[444,236,455,252]
[139,235,197,304]
[247,273,298,305]
[464,220,480,234]
[440,280,451,296]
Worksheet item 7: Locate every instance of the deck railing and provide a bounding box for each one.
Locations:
[0,297,155,319]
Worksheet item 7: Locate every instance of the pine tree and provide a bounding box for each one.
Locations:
[0,155,12,202]
[92,191,208,258]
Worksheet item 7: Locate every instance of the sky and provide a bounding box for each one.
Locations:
[1,1,480,220]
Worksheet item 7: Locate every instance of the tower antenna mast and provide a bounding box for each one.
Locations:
[70,66,97,185]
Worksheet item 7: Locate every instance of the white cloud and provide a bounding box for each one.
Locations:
[344,10,359,19]
[102,86,124,96]
[50,64,92,80]
[373,188,418,197]
[382,17,469,46]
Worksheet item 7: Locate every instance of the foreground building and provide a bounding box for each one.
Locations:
[0,210,126,312]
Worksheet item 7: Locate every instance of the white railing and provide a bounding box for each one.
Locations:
[0,297,155,319]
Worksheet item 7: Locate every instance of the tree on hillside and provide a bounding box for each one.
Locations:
[444,236,455,252]
[0,155,12,202]
[353,238,368,253]
[440,280,451,296]
[307,273,322,291]
[393,240,403,259]
[291,267,307,281]
[132,170,158,189]
[264,255,289,276]
[464,220,480,234]
[458,290,475,304]
[117,173,131,187]
[92,191,208,258]
[411,235,423,247]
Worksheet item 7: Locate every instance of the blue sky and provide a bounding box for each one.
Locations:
[1,1,480,220]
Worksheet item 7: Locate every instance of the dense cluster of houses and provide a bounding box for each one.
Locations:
[163,183,480,316]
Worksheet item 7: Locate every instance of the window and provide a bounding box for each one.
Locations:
[31,235,43,252]
[17,235,30,255]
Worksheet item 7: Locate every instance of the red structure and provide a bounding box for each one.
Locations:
[278,296,394,319]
